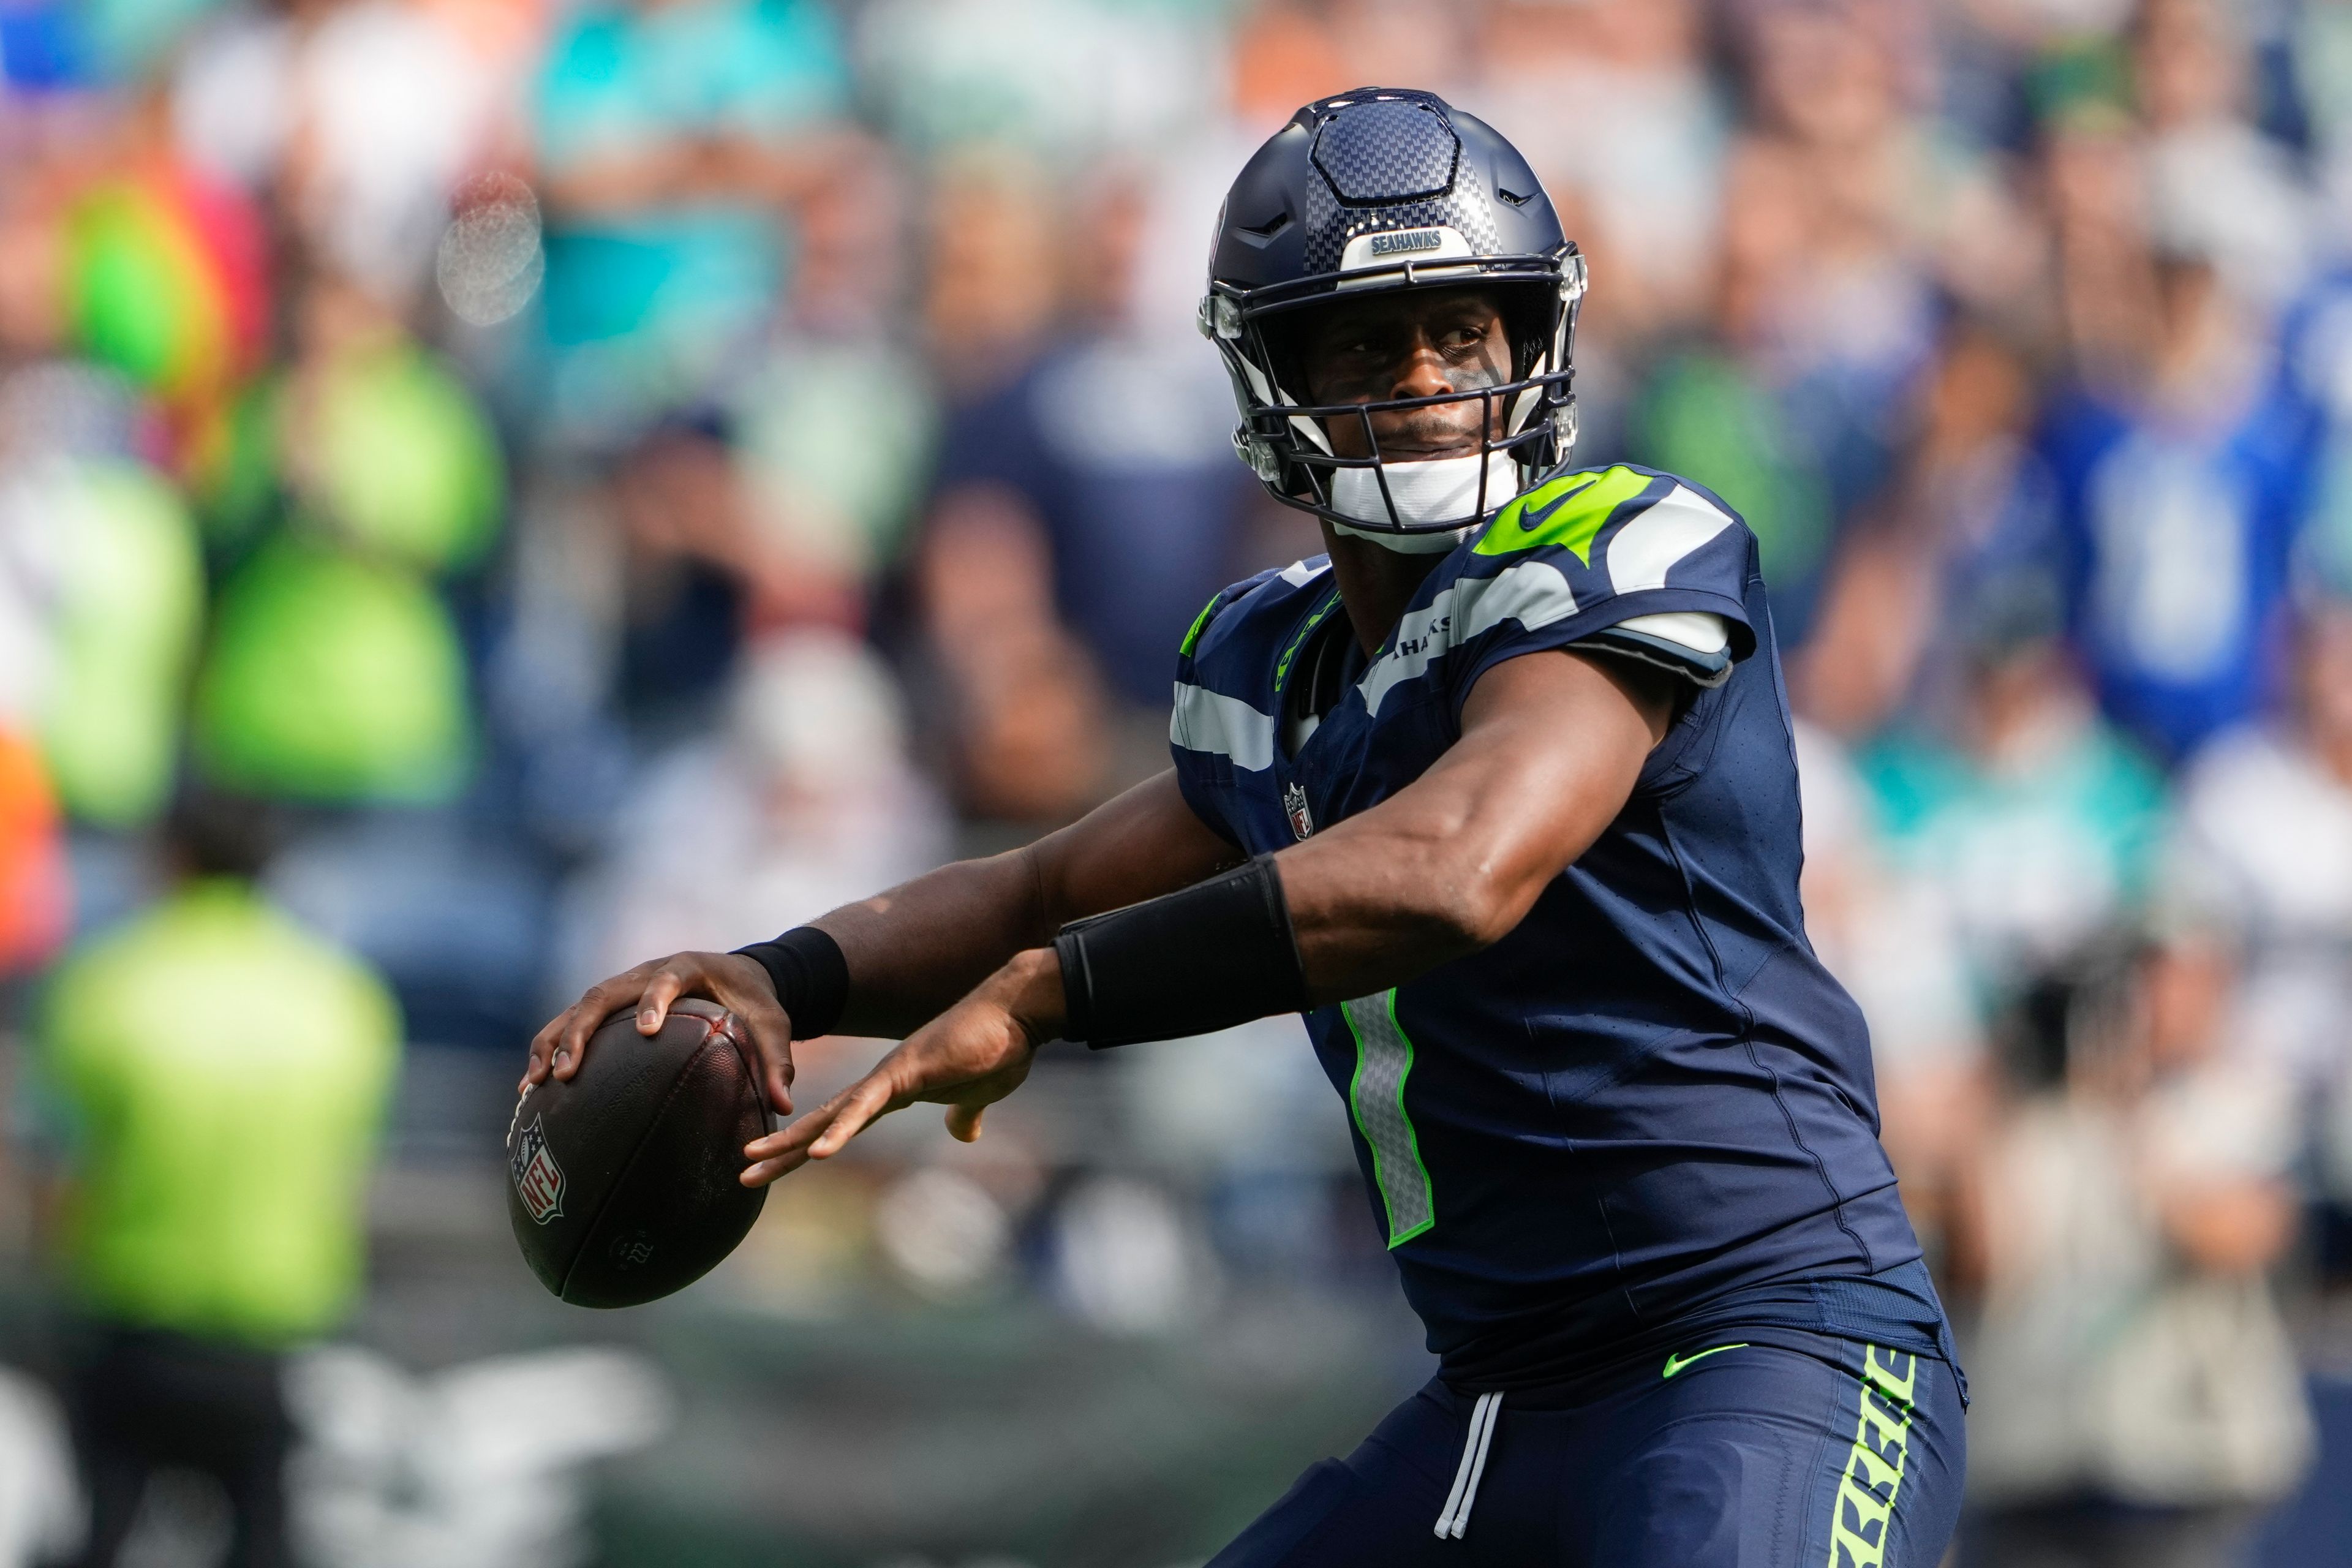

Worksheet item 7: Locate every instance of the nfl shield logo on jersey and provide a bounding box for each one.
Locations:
[1284,781,1316,840]
[511,1115,566,1224]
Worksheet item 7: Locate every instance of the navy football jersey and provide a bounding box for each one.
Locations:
[1169,464,1937,1389]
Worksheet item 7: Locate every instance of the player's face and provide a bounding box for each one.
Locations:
[1297,289,1513,461]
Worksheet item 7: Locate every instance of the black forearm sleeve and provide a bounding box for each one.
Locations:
[731,927,850,1039]
[1053,855,1308,1049]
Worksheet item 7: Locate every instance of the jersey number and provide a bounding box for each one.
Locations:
[1341,991,1435,1246]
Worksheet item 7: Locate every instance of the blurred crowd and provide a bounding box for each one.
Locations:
[1,0,2351,1562]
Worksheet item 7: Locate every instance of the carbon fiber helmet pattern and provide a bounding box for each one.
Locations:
[1200,88,1586,539]
[1299,97,1499,276]
[1313,97,1459,202]
[1298,149,1501,277]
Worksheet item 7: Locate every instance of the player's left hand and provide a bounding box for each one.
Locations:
[739,947,1063,1186]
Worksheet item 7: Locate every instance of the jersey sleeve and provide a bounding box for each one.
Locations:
[1165,579,1261,848]
[1438,466,1758,719]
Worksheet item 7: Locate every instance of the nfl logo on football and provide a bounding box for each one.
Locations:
[511,1115,567,1224]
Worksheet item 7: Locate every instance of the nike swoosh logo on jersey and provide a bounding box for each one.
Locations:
[1661,1343,1749,1379]
[1507,474,1599,536]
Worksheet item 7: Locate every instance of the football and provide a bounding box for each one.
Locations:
[506,998,772,1307]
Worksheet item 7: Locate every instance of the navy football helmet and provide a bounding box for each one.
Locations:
[1202,88,1585,542]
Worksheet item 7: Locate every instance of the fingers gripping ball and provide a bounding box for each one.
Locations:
[507,999,772,1306]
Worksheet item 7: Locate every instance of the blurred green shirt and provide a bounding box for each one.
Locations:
[39,880,399,1346]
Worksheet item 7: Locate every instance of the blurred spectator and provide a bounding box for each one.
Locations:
[190,272,497,805]
[0,729,67,976]
[728,334,933,598]
[2170,598,2352,1080]
[1480,0,1723,343]
[2169,597,2352,1254]
[2132,0,2311,314]
[1861,584,2168,1022]
[913,481,1114,821]
[2037,107,2312,764]
[1794,720,1985,1266]
[915,147,1061,401]
[559,628,950,992]
[1624,1,1945,643]
[1799,319,2062,737]
[1959,930,2313,1568]
[0,454,203,831]
[531,0,851,441]
[61,148,271,450]
[173,0,505,309]
[916,164,1259,818]
[2300,1,2352,252]
[2285,259,2352,601]
[854,0,1224,167]
[34,789,399,1568]
[727,141,935,599]
[1226,0,1477,136]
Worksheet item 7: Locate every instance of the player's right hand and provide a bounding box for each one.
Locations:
[524,951,797,1114]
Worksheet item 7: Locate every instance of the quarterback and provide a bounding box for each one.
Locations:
[527,88,1966,1566]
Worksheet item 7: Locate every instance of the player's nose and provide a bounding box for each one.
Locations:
[1387,335,1456,401]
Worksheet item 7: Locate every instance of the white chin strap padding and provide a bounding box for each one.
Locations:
[1330,453,1520,553]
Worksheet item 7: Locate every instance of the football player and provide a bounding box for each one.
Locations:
[526,89,1964,1566]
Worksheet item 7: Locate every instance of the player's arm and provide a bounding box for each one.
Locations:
[1277,647,1673,998]
[521,771,1240,1110]
[812,771,1243,1036]
[744,649,1675,1183]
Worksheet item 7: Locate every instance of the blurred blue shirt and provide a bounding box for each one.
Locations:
[930,339,1253,706]
[2040,376,2312,764]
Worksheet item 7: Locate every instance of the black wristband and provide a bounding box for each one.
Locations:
[731,927,849,1039]
[1053,855,1308,1048]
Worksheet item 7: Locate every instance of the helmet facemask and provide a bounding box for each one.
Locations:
[1200,245,1586,546]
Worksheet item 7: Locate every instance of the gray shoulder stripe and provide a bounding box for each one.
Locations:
[1170,681,1275,771]
[1605,484,1733,594]
[1357,560,1578,717]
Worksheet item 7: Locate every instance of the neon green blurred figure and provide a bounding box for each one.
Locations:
[40,845,398,1344]
[300,342,504,573]
[193,538,476,804]
[37,794,399,1564]
[187,331,500,804]
[33,461,206,830]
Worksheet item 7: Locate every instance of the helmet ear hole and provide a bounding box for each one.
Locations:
[1494,283,1555,380]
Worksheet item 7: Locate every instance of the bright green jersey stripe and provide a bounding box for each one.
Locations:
[1474,464,1653,563]
[1179,591,1220,657]
[1341,990,1434,1246]
[1274,588,1343,694]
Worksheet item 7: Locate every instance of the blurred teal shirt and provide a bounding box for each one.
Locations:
[40,881,400,1347]
[534,0,848,350]
[1861,720,2169,1014]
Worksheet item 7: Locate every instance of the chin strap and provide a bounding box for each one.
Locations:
[1329,453,1519,551]
[1332,519,1472,554]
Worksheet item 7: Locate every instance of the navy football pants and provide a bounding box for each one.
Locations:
[1209,1333,1964,1568]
